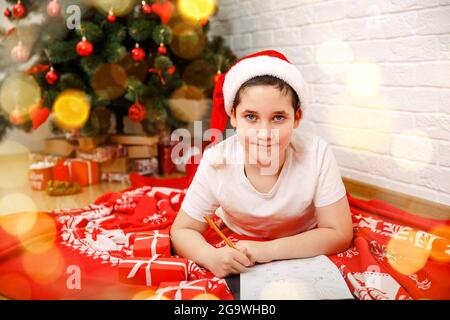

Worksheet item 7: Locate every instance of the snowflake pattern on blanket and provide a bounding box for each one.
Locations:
[0,186,448,299]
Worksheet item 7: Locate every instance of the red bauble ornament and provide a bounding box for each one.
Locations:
[131,44,146,61]
[141,1,152,14]
[107,10,116,23]
[76,37,93,57]
[12,1,26,19]
[128,102,147,123]
[11,41,30,63]
[167,65,176,75]
[4,8,11,17]
[158,43,167,55]
[47,0,60,17]
[45,68,58,85]
[9,109,24,125]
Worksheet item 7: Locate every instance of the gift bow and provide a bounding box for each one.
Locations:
[126,255,187,286]
[135,230,169,256]
[155,279,207,300]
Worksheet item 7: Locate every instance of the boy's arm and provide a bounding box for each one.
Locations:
[170,209,216,268]
[269,196,353,260]
[238,196,353,262]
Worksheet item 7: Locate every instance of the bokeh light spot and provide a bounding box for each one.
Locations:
[192,293,220,300]
[178,0,216,21]
[53,89,90,130]
[132,289,157,300]
[22,245,64,284]
[0,72,41,116]
[169,20,205,60]
[0,141,30,190]
[0,273,32,300]
[316,40,354,75]
[0,195,37,235]
[391,129,434,170]
[91,63,128,100]
[346,62,381,98]
[387,230,431,275]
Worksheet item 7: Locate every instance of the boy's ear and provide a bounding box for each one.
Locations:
[230,107,237,128]
[293,107,302,128]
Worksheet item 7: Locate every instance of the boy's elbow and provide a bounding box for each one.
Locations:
[335,231,353,253]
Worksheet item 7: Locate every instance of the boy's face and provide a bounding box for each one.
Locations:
[230,85,301,172]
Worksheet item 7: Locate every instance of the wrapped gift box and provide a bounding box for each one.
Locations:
[76,144,126,163]
[52,160,71,182]
[29,153,65,165]
[155,280,209,300]
[110,135,159,146]
[100,157,129,174]
[78,136,107,152]
[44,138,76,157]
[132,230,171,257]
[127,145,158,159]
[29,161,54,191]
[118,255,188,287]
[69,159,100,186]
[100,172,130,184]
[129,158,159,175]
[155,278,232,300]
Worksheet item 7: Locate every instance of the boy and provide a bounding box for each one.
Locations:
[170,50,353,278]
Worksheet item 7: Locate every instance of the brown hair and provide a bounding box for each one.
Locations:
[232,75,300,112]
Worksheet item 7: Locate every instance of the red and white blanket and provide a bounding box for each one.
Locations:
[0,183,449,300]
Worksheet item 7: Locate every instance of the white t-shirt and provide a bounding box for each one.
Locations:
[180,129,347,239]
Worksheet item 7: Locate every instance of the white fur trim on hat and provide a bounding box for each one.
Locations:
[222,55,308,116]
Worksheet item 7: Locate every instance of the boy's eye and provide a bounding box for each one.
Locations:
[245,114,257,121]
[273,115,285,121]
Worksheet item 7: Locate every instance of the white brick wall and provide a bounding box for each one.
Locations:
[210,0,450,206]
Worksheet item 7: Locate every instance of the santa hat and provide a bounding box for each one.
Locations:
[210,50,308,139]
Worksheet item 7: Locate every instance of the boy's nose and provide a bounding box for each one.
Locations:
[256,128,279,141]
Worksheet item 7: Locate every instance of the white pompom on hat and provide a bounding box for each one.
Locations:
[210,50,308,139]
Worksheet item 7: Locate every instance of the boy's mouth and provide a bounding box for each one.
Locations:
[253,143,276,148]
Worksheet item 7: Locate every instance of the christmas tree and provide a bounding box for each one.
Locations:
[0,0,236,141]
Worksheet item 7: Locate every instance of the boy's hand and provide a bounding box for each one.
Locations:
[235,240,273,264]
[204,246,252,278]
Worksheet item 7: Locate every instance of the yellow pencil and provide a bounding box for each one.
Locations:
[204,216,237,249]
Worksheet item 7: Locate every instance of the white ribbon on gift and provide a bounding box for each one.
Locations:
[154,279,207,300]
[135,230,170,256]
[63,160,72,179]
[125,254,188,286]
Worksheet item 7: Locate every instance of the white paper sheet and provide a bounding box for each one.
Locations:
[240,255,354,300]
